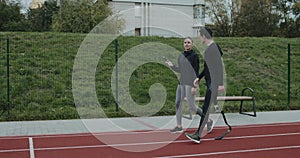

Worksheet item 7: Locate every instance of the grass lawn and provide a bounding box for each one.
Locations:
[0,32,299,121]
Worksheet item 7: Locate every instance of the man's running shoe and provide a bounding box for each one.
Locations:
[185,132,201,144]
[170,126,183,133]
[207,119,214,134]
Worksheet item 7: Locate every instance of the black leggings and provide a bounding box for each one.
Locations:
[197,80,218,134]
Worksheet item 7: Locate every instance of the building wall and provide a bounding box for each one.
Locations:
[109,2,136,35]
[109,0,205,37]
[110,0,204,6]
[29,0,44,9]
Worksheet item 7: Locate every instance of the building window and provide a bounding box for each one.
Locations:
[193,5,205,19]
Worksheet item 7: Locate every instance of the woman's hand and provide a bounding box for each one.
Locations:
[165,60,173,67]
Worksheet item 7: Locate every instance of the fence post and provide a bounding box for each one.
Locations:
[287,43,291,109]
[6,36,11,120]
[115,39,119,112]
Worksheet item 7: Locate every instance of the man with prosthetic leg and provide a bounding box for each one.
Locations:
[185,27,225,143]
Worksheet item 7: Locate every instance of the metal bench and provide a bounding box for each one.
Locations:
[185,87,256,117]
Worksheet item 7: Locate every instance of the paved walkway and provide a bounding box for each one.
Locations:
[0,110,299,137]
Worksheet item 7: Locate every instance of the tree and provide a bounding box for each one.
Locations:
[26,0,59,32]
[0,0,30,31]
[272,0,300,37]
[206,0,242,37]
[51,0,124,33]
[292,1,300,37]
[237,0,279,36]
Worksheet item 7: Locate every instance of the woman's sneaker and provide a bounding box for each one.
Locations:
[170,126,183,133]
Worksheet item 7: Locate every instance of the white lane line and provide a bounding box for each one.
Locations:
[0,132,299,153]
[29,137,35,158]
[0,149,29,153]
[223,132,300,140]
[25,132,300,152]
[155,145,300,158]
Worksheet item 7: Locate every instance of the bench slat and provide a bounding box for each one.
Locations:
[194,96,253,101]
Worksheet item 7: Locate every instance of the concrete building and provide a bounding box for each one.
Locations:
[109,0,206,37]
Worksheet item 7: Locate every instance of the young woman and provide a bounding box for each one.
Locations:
[165,37,203,133]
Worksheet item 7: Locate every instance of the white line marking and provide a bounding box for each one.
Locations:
[156,145,300,158]
[223,132,300,140]
[29,137,35,158]
[0,132,299,153]
[0,122,299,154]
[0,149,29,153]
[25,132,300,152]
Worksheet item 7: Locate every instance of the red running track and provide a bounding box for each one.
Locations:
[1,122,300,158]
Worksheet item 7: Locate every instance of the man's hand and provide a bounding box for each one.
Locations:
[191,87,197,95]
[193,78,199,87]
[218,85,225,93]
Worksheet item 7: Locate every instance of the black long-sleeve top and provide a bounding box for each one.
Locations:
[198,43,223,86]
[171,50,199,87]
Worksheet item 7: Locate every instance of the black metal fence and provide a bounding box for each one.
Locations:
[0,33,88,120]
[0,33,175,121]
[0,33,299,121]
